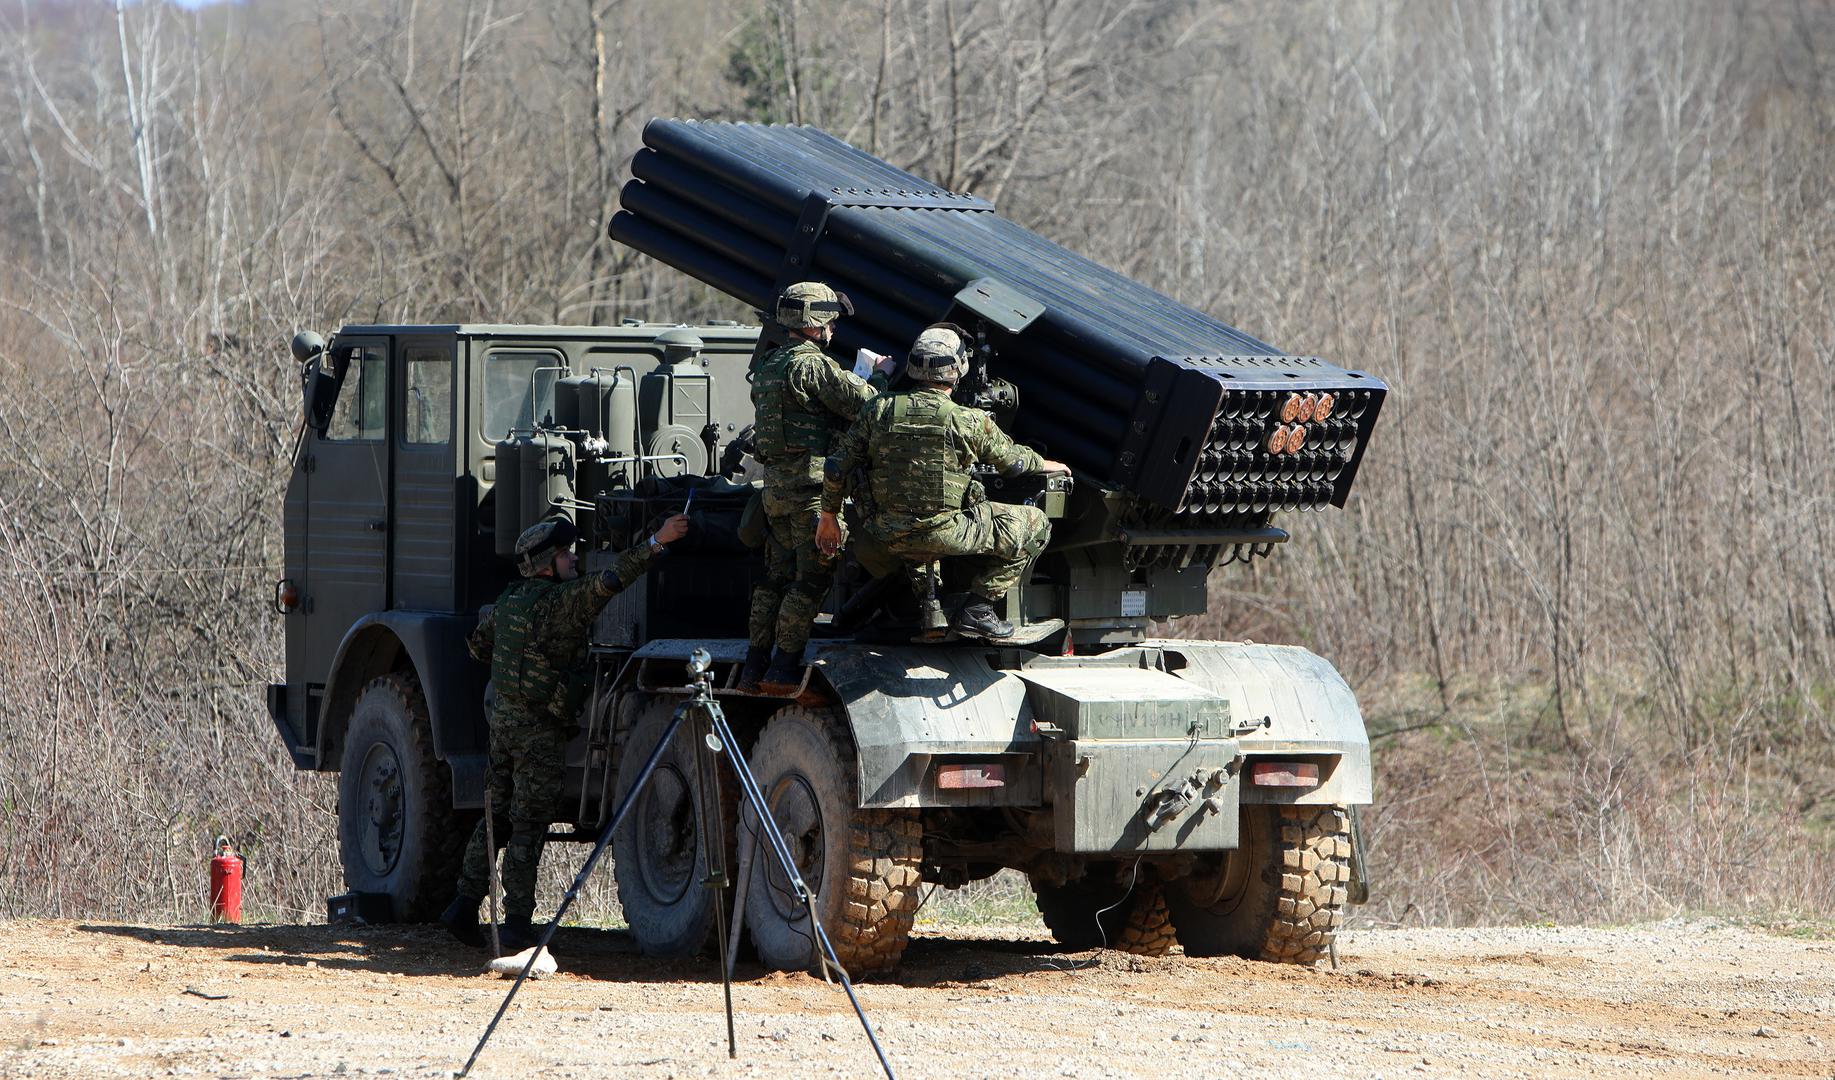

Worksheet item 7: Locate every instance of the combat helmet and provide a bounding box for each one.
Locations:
[907,323,970,383]
[514,517,578,577]
[775,281,854,330]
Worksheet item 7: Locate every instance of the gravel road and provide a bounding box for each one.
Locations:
[0,917,1829,1078]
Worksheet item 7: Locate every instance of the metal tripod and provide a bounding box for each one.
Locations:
[459,648,896,1079]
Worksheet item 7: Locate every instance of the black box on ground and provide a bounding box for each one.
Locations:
[326,891,392,925]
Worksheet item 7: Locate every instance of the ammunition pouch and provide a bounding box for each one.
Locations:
[738,489,766,549]
[549,667,593,729]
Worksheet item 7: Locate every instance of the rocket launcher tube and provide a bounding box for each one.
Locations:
[614,119,1386,515]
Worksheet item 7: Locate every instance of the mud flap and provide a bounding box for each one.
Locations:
[1347,803,1372,904]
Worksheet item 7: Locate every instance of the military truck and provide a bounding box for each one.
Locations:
[268,121,1384,973]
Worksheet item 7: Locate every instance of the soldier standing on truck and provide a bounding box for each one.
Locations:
[816,324,1068,640]
[741,281,897,693]
[440,513,689,950]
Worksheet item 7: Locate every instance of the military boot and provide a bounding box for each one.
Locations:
[497,915,540,954]
[952,595,1014,641]
[439,893,485,948]
[737,644,771,693]
[757,647,806,695]
[912,563,949,641]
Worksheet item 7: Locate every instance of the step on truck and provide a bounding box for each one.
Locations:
[268,120,1386,972]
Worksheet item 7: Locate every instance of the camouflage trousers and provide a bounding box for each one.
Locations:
[747,487,837,655]
[455,704,565,923]
[875,501,1050,600]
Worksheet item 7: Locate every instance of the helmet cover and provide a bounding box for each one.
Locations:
[907,324,970,383]
[775,281,854,329]
[514,517,578,577]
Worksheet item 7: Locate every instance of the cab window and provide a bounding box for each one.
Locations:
[483,350,560,442]
[404,347,452,445]
[325,345,386,441]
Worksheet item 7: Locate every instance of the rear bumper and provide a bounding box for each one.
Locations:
[1046,737,1242,853]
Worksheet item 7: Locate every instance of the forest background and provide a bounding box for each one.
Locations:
[1,0,1832,929]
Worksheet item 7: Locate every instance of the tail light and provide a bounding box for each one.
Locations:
[1249,761,1320,788]
[936,764,1006,789]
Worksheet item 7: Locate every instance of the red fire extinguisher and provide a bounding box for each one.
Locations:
[210,835,244,924]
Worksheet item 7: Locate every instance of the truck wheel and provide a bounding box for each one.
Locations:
[741,705,921,974]
[612,699,733,957]
[1166,804,1352,964]
[337,673,465,922]
[1031,874,1176,957]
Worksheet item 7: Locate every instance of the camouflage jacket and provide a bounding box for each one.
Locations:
[468,543,657,724]
[750,339,887,507]
[822,386,1044,539]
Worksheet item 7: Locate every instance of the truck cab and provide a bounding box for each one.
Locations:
[268,321,761,919]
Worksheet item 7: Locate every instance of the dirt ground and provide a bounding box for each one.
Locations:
[0,917,1829,1079]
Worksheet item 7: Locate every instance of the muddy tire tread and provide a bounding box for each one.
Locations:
[339,673,464,922]
[1111,883,1177,957]
[746,705,922,974]
[1033,877,1175,957]
[1259,805,1351,964]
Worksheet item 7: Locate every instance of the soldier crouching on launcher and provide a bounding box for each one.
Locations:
[440,512,689,951]
[741,280,897,694]
[817,324,1069,640]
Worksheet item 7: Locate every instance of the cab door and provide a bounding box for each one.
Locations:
[292,336,391,690]
[392,336,458,611]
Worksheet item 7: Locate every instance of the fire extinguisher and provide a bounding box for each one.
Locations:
[210,835,244,924]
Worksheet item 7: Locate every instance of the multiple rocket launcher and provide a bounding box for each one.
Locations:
[609,119,1384,533]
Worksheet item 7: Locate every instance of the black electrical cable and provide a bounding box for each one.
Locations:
[1089,856,1145,952]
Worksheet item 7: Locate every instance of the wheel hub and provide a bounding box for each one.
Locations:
[765,774,825,921]
[634,764,698,905]
[357,741,405,876]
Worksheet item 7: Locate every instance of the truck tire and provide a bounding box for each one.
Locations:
[1031,875,1176,957]
[741,705,921,974]
[337,673,465,922]
[611,698,733,957]
[1166,804,1352,964]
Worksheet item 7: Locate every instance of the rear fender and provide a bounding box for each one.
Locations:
[1145,639,1371,805]
[814,644,1037,808]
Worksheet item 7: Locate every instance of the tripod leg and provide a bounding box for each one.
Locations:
[459,702,691,1078]
[704,704,897,1080]
[726,819,754,980]
[484,786,502,959]
[690,698,737,1059]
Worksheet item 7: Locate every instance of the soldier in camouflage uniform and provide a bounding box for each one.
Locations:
[439,512,688,950]
[743,281,897,693]
[818,325,1068,640]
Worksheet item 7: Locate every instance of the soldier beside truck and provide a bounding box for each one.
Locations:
[743,281,895,695]
[441,514,687,952]
[269,119,1384,975]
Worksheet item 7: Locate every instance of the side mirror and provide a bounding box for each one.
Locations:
[289,330,326,365]
[301,358,341,434]
[292,332,340,435]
